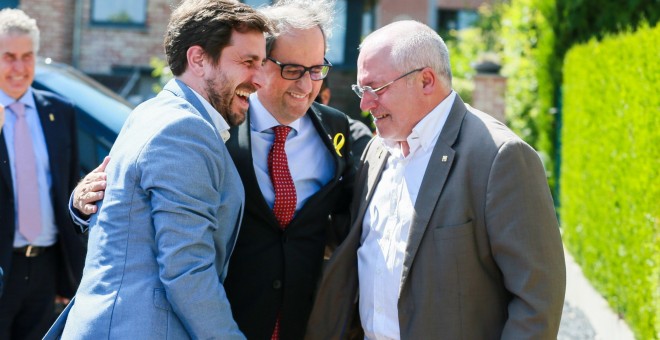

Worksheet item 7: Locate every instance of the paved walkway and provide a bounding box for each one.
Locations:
[559,249,635,340]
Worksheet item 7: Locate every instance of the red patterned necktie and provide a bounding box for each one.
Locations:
[268,125,297,229]
[10,102,43,243]
[268,125,296,340]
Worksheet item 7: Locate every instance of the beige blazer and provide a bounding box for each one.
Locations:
[306,96,565,340]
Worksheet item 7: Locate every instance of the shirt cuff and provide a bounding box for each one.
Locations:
[69,193,91,233]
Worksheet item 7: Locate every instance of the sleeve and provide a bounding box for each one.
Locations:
[485,139,566,339]
[138,116,244,339]
[68,193,91,233]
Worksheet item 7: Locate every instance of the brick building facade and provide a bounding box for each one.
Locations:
[8,0,499,119]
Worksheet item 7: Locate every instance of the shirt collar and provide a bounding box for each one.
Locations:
[381,90,456,157]
[249,92,301,134]
[0,88,36,111]
[187,86,231,143]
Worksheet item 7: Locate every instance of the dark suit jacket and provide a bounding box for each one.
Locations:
[0,89,85,298]
[306,96,566,339]
[225,102,354,340]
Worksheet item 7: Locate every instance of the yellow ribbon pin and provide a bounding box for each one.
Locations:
[333,133,345,157]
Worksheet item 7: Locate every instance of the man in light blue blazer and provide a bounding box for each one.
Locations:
[45,1,271,338]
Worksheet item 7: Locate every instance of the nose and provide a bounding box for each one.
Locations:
[359,94,377,112]
[252,65,265,90]
[295,71,313,92]
[12,59,26,71]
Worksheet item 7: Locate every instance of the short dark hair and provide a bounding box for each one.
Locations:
[164,0,271,76]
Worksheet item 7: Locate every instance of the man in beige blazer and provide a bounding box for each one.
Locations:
[306,20,565,339]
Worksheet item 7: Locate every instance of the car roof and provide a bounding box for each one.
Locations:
[33,59,134,134]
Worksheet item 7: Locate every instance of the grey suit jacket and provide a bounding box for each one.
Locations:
[46,79,245,339]
[306,95,565,339]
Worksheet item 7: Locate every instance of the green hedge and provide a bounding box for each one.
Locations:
[561,23,660,339]
[499,0,557,186]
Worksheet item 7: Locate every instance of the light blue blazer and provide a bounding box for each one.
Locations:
[45,79,245,339]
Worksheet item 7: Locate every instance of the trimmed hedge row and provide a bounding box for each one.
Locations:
[561,23,660,339]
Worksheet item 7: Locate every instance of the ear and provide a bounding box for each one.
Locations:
[420,68,436,95]
[186,45,206,77]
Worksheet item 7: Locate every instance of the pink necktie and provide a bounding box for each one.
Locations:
[268,125,297,229]
[10,102,42,243]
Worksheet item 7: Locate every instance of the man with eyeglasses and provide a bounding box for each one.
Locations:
[306,20,565,339]
[70,0,354,339]
[222,1,355,338]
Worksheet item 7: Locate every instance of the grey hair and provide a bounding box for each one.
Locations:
[259,0,335,56]
[361,20,452,89]
[0,8,40,54]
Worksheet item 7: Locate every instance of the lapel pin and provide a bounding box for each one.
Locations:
[49,113,55,122]
[442,155,448,162]
[333,133,345,157]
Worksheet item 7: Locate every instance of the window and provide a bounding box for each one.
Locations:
[242,0,270,7]
[437,9,478,33]
[0,0,19,9]
[91,0,147,27]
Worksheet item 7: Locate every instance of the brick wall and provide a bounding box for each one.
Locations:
[77,0,173,74]
[438,0,491,10]
[21,0,74,63]
[472,73,506,123]
[377,0,429,26]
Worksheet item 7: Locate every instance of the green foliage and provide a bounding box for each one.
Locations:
[560,23,660,339]
[447,0,558,186]
[553,0,660,66]
[444,5,503,120]
[498,0,557,186]
[150,57,173,94]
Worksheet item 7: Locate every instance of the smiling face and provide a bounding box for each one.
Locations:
[357,43,425,142]
[203,29,266,126]
[0,33,35,100]
[258,27,326,125]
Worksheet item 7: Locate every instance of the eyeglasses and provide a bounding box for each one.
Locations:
[267,57,332,81]
[351,68,425,99]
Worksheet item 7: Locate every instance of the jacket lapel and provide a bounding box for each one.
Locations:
[0,133,11,190]
[226,107,278,228]
[33,91,61,194]
[354,139,389,227]
[399,96,468,290]
[307,104,344,181]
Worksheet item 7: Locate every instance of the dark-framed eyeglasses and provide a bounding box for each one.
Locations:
[351,68,425,99]
[267,56,332,81]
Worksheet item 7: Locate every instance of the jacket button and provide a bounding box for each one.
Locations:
[281,235,288,243]
[273,280,282,290]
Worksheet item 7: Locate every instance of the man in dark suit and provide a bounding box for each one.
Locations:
[71,1,354,339]
[0,8,85,340]
[222,1,354,338]
[306,20,565,339]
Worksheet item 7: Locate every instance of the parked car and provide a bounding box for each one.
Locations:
[32,58,133,173]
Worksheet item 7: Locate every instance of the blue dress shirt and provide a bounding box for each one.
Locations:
[1,88,58,247]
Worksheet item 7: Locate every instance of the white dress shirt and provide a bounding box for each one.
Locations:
[248,93,335,212]
[1,88,58,247]
[357,91,456,340]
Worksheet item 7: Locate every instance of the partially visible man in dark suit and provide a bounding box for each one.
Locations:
[306,20,565,339]
[0,8,85,340]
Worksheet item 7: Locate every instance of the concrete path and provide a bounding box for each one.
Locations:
[559,249,636,340]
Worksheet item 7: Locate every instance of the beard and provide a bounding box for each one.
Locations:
[204,72,254,127]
